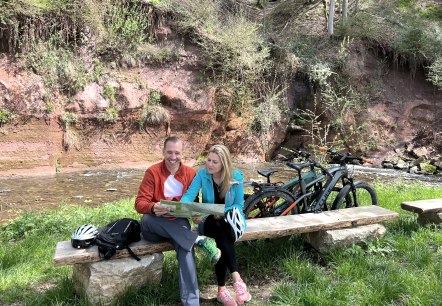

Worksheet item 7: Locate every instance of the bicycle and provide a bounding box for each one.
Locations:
[243,148,379,219]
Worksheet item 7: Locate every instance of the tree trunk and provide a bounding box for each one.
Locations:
[328,0,336,36]
[342,0,348,21]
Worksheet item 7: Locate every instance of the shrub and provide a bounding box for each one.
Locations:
[61,111,78,124]
[98,107,119,123]
[43,102,54,114]
[149,89,162,104]
[104,0,152,51]
[103,84,116,104]
[22,34,92,94]
[140,104,170,127]
[0,108,13,126]
[428,57,442,90]
[170,0,270,85]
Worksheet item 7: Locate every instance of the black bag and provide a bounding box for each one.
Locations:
[95,218,141,261]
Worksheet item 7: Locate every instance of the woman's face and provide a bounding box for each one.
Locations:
[206,152,223,175]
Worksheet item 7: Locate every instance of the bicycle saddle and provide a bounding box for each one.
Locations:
[257,169,278,179]
[286,162,311,172]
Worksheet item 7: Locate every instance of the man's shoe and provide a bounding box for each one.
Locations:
[217,290,237,306]
[233,281,251,305]
[197,236,221,265]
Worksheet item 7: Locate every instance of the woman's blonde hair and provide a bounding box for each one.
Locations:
[208,144,233,198]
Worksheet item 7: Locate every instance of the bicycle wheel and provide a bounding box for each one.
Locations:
[331,181,378,210]
[244,189,298,218]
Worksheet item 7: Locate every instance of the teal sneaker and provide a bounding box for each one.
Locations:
[197,236,221,265]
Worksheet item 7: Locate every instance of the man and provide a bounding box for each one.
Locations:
[135,136,221,306]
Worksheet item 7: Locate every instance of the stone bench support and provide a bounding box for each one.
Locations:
[73,253,163,306]
[305,224,387,253]
[401,198,442,226]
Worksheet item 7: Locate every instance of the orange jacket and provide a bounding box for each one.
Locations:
[135,160,196,215]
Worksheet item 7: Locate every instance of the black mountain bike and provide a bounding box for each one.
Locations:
[243,148,379,219]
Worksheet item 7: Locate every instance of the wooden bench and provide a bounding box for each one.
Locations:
[54,206,398,305]
[401,198,442,225]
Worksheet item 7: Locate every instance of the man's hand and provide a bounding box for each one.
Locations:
[152,202,171,216]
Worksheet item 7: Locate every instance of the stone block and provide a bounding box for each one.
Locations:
[417,212,442,226]
[304,224,387,253]
[73,253,164,305]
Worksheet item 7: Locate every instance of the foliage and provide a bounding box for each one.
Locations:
[0,108,13,126]
[43,102,54,114]
[102,84,116,104]
[149,89,162,104]
[252,84,284,135]
[98,107,119,123]
[105,0,151,49]
[341,0,442,77]
[22,33,92,95]
[139,91,170,129]
[428,56,442,90]
[170,0,271,86]
[290,34,322,67]
[60,111,78,124]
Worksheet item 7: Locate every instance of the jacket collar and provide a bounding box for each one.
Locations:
[160,160,185,178]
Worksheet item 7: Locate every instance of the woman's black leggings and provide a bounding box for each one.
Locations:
[203,215,238,286]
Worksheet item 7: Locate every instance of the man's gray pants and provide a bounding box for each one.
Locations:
[141,214,200,306]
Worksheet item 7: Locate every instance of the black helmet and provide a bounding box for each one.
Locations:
[71,224,98,249]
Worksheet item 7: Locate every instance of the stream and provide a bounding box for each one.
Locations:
[1,163,441,224]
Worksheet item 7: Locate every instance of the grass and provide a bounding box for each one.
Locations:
[1,182,442,305]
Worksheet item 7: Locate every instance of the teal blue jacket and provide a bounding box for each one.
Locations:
[180,167,246,234]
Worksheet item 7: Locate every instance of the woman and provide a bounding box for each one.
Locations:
[181,144,251,306]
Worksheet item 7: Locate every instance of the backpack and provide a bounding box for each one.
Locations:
[95,218,141,261]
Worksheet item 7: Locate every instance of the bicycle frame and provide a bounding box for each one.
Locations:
[243,147,375,218]
[281,164,349,214]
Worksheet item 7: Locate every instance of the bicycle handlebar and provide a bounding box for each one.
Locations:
[319,147,371,165]
[285,148,332,177]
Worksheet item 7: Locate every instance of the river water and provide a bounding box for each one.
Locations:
[1,163,441,223]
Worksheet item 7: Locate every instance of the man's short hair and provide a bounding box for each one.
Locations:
[163,136,182,149]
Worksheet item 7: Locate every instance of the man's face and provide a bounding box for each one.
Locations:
[163,140,183,170]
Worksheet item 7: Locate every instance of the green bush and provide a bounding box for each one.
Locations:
[98,107,119,123]
[60,111,78,124]
[170,0,270,85]
[149,89,162,104]
[428,57,442,90]
[103,84,116,104]
[139,104,170,128]
[23,34,92,94]
[0,108,13,126]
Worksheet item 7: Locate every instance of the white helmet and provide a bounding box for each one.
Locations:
[71,224,98,249]
[224,207,245,242]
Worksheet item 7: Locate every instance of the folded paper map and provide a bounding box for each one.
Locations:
[160,200,225,218]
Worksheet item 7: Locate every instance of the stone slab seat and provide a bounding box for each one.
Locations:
[54,205,398,305]
[401,198,442,225]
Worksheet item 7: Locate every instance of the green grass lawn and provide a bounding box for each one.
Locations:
[1,181,442,305]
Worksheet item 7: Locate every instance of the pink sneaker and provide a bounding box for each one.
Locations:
[217,290,237,306]
[233,281,252,304]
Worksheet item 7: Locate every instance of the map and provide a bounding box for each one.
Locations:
[159,200,225,218]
